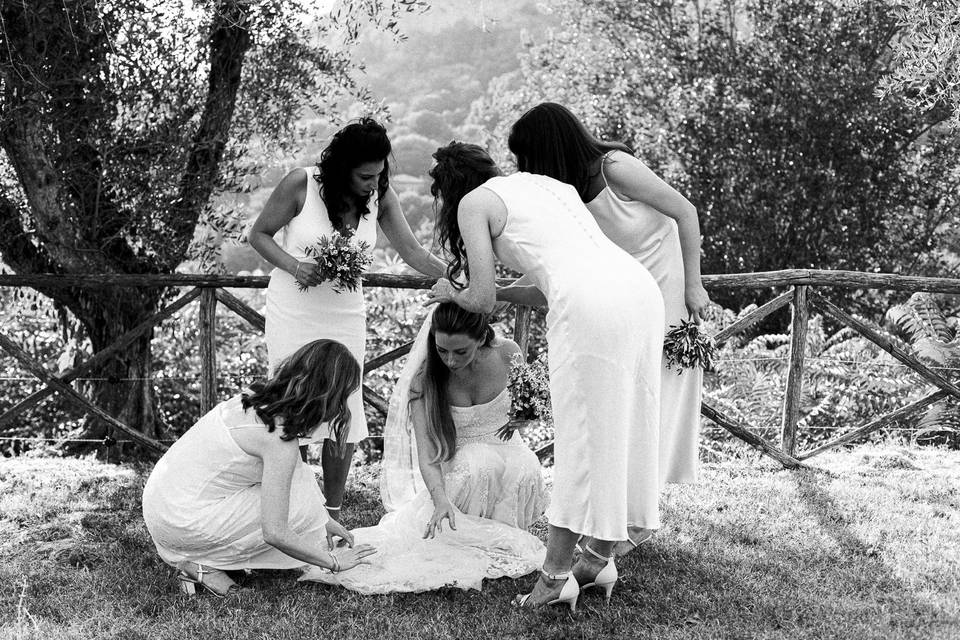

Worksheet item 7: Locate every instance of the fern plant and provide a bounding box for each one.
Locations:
[700,296,951,452]
[884,293,960,448]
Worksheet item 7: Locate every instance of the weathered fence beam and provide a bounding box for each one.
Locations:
[714,290,793,346]
[0,273,508,290]
[534,441,553,460]
[781,286,809,456]
[0,330,167,452]
[362,384,389,416]
[513,305,533,356]
[798,391,949,460]
[701,400,807,469]
[365,342,414,373]
[215,288,265,332]
[701,269,960,293]
[809,293,960,401]
[5,269,960,294]
[199,289,218,415]
[0,288,203,430]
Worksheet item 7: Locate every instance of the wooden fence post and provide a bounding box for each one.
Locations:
[199,288,218,415]
[513,305,532,357]
[781,285,809,456]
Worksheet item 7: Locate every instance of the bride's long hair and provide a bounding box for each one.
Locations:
[428,142,500,288]
[417,302,495,463]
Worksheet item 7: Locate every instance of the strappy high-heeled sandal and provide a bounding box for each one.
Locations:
[177,562,240,598]
[512,569,579,612]
[574,545,618,604]
[612,528,655,557]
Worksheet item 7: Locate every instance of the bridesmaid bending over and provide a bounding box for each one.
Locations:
[427,142,664,610]
[142,340,376,597]
[508,102,712,554]
[249,118,446,523]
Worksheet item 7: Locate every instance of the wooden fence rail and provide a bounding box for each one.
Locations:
[1,269,959,464]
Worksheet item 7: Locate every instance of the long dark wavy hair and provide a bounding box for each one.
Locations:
[508,102,632,201]
[417,302,495,463]
[315,117,391,231]
[242,339,360,455]
[428,142,500,287]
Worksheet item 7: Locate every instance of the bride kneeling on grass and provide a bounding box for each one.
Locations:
[302,301,547,593]
[142,339,376,597]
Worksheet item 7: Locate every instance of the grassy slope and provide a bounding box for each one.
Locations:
[1,446,958,640]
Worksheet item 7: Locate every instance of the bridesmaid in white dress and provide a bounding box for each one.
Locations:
[508,102,712,554]
[427,143,664,611]
[142,340,376,597]
[249,118,446,522]
[302,302,547,594]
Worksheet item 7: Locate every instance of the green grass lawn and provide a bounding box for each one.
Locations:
[1,445,958,640]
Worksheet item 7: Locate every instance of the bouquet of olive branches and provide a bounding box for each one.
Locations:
[300,229,372,293]
[663,318,717,374]
[498,352,552,440]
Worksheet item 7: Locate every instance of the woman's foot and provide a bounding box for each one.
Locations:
[612,527,655,557]
[177,562,239,598]
[513,570,579,612]
[572,545,617,604]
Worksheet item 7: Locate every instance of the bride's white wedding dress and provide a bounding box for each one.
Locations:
[300,315,547,594]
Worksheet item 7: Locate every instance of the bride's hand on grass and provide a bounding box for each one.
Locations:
[423,500,457,538]
[325,519,355,550]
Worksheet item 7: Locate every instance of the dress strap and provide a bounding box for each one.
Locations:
[598,151,616,189]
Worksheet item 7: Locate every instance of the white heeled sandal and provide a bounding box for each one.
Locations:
[513,569,579,612]
[576,545,618,604]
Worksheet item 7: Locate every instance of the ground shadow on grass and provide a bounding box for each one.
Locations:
[788,468,957,638]
[4,457,959,640]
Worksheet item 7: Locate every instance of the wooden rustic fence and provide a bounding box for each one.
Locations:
[1,269,959,466]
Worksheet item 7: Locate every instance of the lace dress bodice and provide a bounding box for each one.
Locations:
[449,388,512,447]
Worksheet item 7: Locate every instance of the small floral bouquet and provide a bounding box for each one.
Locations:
[663,318,717,374]
[300,229,372,293]
[498,352,552,441]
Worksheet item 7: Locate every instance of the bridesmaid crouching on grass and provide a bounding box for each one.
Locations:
[142,339,376,597]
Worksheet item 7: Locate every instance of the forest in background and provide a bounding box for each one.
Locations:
[1,0,959,457]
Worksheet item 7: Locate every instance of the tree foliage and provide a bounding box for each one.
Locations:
[878,0,960,129]
[475,0,960,307]
[0,0,426,449]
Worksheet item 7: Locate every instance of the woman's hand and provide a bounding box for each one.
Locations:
[684,281,711,324]
[423,499,457,538]
[290,260,322,288]
[425,278,456,306]
[325,519,355,550]
[330,544,378,571]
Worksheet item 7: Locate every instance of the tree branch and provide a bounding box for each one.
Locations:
[164,0,253,269]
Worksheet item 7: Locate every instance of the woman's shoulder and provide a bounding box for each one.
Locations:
[278,167,310,191]
[491,336,522,364]
[601,150,644,185]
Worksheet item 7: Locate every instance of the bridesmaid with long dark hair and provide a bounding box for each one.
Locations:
[508,102,711,554]
[249,118,446,523]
